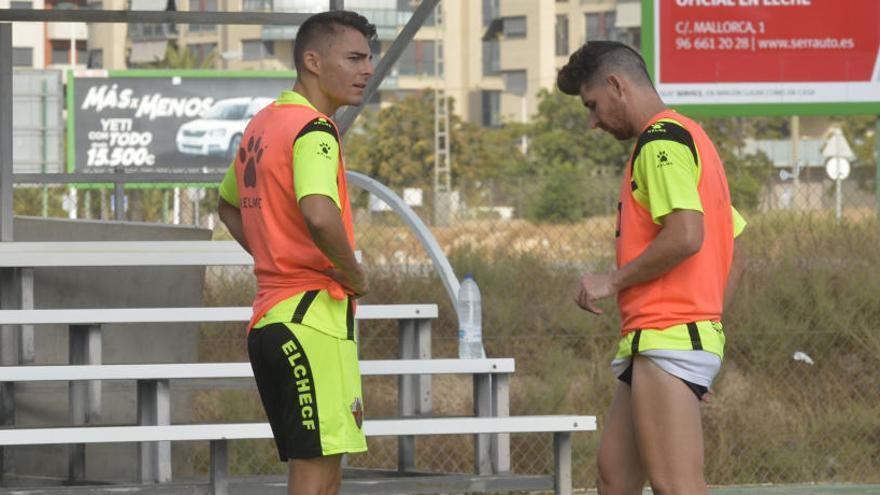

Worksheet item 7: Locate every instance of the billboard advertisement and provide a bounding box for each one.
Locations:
[643,0,880,115]
[67,71,296,173]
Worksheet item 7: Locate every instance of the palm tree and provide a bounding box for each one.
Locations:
[130,40,218,69]
[157,41,218,69]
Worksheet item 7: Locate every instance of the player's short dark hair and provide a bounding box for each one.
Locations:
[557,41,652,95]
[294,10,377,73]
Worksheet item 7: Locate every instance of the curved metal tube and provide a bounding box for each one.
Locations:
[346,170,460,309]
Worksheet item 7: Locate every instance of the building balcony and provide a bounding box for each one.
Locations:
[128,23,178,42]
[128,40,168,64]
[261,25,297,41]
[47,21,88,40]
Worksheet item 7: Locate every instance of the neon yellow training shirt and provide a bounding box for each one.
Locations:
[631,117,746,236]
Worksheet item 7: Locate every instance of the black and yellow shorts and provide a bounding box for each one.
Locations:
[611,321,725,400]
[247,290,367,460]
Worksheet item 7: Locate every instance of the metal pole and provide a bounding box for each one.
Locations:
[553,432,573,495]
[0,29,14,478]
[114,181,124,221]
[19,268,34,364]
[173,187,180,224]
[0,268,19,482]
[520,95,528,154]
[473,373,492,475]
[137,379,171,482]
[68,26,78,221]
[1,23,13,242]
[68,324,102,481]
[114,168,125,221]
[875,116,879,217]
[791,115,800,210]
[490,373,510,473]
[397,319,416,472]
[100,187,108,220]
[432,2,451,227]
[193,188,200,226]
[162,189,169,223]
[210,440,229,495]
[67,187,77,219]
[835,177,842,224]
[41,79,49,217]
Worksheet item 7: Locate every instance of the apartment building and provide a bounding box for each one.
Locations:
[87,0,127,68]
[3,0,126,70]
[411,0,641,126]
[480,0,640,127]
[121,0,640,125]
[8,0,640,125]
[2,0,45,68]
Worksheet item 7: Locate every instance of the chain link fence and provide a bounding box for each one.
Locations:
[10,137,880,491]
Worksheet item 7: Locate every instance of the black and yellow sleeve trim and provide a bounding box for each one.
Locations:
[295,117,339,144]
[631,121,699,175]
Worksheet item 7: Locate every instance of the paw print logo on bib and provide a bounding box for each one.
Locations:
[240,135,265,188]
[318,142,331,158]
[656,150,671,167]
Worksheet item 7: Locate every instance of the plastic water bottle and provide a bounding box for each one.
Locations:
[458,274,484,359]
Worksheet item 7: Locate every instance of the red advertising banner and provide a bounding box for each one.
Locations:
[650,0,880,109]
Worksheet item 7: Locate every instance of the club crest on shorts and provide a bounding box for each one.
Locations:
[350,397,364,429]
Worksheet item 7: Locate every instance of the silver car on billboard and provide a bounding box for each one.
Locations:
[175,96,273,160]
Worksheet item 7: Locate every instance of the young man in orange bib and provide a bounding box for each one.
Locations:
[558,41,747,495]
[217,11,375,495]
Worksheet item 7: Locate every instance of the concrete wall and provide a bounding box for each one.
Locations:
[5,217,214,484]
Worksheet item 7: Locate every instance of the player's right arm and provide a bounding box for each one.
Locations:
[609,136,706,293]
[295,118,367,297]
[300,196,367,297]
[217,163,251,254]
[575,135,703,314]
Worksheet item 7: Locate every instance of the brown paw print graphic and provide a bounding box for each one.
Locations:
[240,135,265,188]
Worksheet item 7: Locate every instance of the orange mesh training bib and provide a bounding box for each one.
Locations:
[616,110,734,334]
[234,103,355,330]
